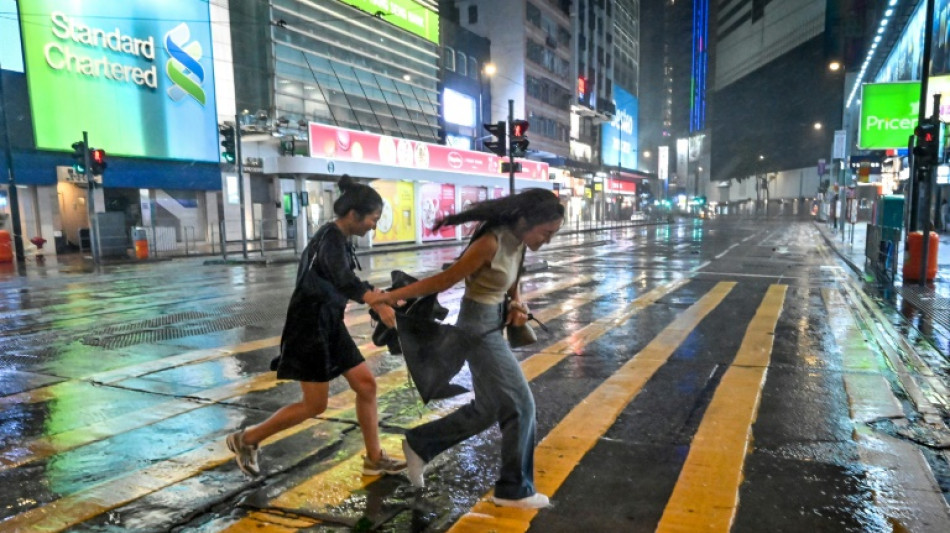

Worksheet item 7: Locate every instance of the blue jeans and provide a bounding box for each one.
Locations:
[405,297,538,499]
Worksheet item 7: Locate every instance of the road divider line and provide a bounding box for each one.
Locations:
[656,284,785,533]
[448,282,736,533]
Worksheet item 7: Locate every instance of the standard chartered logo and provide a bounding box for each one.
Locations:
[164,23,206,105]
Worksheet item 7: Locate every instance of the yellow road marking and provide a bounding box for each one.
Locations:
[0,275,630,531]
[656,284,786,533]
[448,282,736,533]
[210,278,691,531]
[0,276,600,471]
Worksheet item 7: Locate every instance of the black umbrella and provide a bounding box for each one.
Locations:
[394,313,474,404]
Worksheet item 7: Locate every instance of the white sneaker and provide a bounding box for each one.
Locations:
[492,492,551,509]
[402,438,426,488]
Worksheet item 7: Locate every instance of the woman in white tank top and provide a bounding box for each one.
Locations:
[367,188,565,509]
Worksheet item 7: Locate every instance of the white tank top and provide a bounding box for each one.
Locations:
[464,226,524,305]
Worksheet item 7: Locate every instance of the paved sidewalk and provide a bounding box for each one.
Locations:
[816,217,950,364]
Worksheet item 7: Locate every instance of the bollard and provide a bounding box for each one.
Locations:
[0,230,12,263]
[902,231,938,281]
[132,227,149,260]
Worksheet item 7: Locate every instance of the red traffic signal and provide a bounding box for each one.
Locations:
[510,119,530,157]
[913,119,940,165]
[89,148,107,175]
[511,119,529,138]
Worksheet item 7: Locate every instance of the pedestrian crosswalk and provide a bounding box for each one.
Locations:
[1,259,948,532]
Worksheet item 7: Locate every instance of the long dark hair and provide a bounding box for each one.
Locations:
[333,175,383,218]
[435,188,564,243]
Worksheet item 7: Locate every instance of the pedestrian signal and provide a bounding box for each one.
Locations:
[510,119,529,157]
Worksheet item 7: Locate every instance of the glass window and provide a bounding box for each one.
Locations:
[526,2,541,27]
[468,5,478,24]
[468,56,478,79]
[444,46,455,71]
[456,50,467,77]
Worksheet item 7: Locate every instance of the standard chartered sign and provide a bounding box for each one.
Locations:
[20,0,218,162]
[858,82,921,150]
[46,12,158,88]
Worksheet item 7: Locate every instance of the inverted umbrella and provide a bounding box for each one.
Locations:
[394,313,474,404]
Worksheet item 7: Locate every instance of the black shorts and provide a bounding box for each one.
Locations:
[276,298,365,382]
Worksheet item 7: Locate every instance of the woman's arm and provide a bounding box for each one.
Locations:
[366,233,497,307]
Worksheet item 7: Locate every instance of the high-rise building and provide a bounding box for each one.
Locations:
[456,0,573,161]
[232,0,442,144]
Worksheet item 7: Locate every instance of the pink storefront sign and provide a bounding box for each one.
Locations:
[308,123,548,179]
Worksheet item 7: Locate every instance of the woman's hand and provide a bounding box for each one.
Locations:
[372,302,397,328]
[506,300,530,327]
[363,289,390,307]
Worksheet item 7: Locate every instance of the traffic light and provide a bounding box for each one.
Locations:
[510,119,530,157]
[71,141,87,174]
[220,124,236,163]
[483,121,507,156]
[913,118,940,165]
[89,148,107,175]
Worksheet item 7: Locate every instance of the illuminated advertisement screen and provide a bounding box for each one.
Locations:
[601,85,638,170]
[371,180,416,243]
[419,183,455,241]
[337,0,439,44]
[443,88,475,128]
[19,0,219,161]
[858,82,921,150]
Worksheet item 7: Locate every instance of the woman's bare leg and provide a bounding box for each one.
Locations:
[242,381,329,446]
[343,362,381,461]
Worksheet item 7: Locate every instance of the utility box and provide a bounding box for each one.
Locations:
[876,195,904,229]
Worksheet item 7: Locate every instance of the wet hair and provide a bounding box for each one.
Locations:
[435,188,565,243]
[333,175,383,218]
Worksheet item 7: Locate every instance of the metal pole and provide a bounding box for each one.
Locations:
[917,0,937,286]
[235,115,248,259]
[508,99,515,195]
[920,95,940,285]
[82,131,101,264]
[0,64,25,263]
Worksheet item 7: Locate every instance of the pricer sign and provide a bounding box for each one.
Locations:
[19,0,219,162]
[858,82,921,150]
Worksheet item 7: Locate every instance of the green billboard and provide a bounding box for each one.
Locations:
[858,82,921,150]
[337,0,439,43]
[19,0,219,161]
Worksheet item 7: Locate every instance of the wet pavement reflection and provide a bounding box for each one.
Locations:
[1,217,948,532]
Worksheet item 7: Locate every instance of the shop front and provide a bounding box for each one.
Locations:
[260,123,551,248]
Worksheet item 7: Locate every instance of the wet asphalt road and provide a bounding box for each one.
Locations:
[1,216,949,532]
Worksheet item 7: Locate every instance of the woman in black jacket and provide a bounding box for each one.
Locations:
[226,176,405,477]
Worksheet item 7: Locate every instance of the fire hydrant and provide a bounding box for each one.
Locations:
[30,236,47,260]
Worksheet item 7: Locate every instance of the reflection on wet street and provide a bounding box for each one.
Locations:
[1,217,948,532]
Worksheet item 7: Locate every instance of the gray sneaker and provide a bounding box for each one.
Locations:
[226,429,260,476]
[362,449,407,475]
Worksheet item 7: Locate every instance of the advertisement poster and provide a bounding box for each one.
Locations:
[19,0,219,161]
[419,183,456,240]
[370,180,415,244]
[858,82,921,149]
[459,186,488,237]
[601,84,638,170]
[493,187,506,199]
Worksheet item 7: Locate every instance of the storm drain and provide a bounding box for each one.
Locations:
[80,297,289,350]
